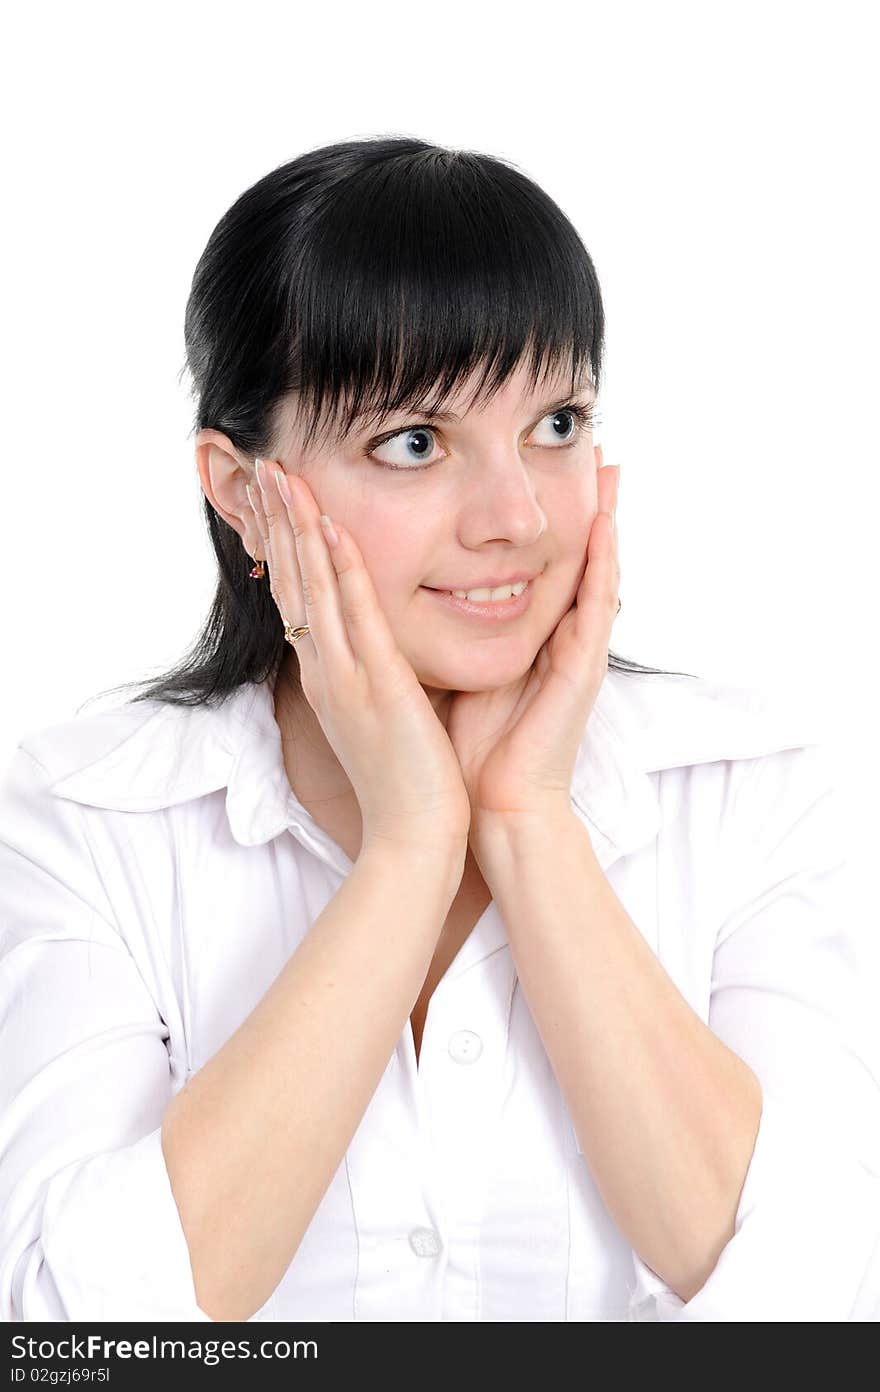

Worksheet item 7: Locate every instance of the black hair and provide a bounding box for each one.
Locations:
[87,134,696,714]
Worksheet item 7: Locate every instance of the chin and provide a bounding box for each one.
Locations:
[415,640,541,693]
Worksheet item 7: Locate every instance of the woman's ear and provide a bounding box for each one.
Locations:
[194,429,260,554]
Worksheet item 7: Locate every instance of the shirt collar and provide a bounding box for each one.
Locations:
[43,666,822,875]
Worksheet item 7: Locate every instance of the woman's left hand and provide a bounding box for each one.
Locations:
[446,458,620,836]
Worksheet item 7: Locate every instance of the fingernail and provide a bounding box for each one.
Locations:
[320,514,339,547]
[255,457,266,491]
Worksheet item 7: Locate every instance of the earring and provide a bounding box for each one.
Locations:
[248,549,265,580]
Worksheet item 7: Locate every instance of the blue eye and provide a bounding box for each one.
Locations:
[531,404,595,448]
[365,402,596,472]
[369,425,438,471]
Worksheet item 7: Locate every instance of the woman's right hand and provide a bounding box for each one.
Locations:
[246,457,472,860]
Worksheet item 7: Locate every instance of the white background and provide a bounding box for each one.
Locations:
[1,1,877,962]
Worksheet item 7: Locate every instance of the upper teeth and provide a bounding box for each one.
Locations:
[450,579,528,602]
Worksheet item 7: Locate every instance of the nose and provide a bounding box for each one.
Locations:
[457,451,547,547]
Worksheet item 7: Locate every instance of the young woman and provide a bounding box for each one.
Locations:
[1,136,878,1323]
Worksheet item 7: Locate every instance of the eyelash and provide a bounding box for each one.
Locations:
[364,401,598,472]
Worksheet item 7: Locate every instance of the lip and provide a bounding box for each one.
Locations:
[425,570,538,592]
[420,576,535,622]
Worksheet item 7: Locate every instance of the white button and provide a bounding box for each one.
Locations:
[448,1029,483,1064]
[409,1226,442,1258]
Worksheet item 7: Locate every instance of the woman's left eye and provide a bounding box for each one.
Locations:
[530,404,595,448]
[366,403,595,472]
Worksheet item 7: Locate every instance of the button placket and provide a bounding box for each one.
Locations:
[420,954,517,1248]
[344,1042,446,1319]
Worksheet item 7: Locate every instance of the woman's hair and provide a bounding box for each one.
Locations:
[89,135,696,713]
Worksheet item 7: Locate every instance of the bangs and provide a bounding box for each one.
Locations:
[274,146,605,455]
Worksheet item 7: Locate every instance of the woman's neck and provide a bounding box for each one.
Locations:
[273,662,356,806]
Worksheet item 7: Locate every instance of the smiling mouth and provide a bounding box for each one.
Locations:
[420,577,535,620]
[426,581,528,602]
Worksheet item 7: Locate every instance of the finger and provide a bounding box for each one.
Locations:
[246,475,317,672]
[246,474,289,618]
[245,477,281,598]
[598,460,618,529]
[577,464,620,617]
[281,472,410,678]
[245,481,270,559]
[258,460,356,676]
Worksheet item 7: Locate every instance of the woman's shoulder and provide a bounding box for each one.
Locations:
[0,681,271,831]
[10,695,167,784]
[601,666,832,775]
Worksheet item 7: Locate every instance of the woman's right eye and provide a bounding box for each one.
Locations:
[366,425,441,472]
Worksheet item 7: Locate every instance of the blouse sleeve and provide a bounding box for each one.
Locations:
[0,745,213,1321]
[627,741,880,1321]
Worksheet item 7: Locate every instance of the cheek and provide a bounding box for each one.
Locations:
[545,471,594,532]
[546,496,595,605]
[371,555,425,611]
[311,471,430,610]
[342,510,428,609]
[556,501,594,561]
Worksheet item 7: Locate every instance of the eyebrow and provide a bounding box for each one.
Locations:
[367,382,597,428]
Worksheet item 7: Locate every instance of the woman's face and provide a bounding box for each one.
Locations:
[273,360,601,703]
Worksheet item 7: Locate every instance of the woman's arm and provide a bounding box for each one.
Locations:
[471,742,880,1320]
[161,839,463,1322]
[473,808,762,1303]
[0,742,464,1322]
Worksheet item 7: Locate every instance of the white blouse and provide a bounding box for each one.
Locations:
[1,668,878,1322]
